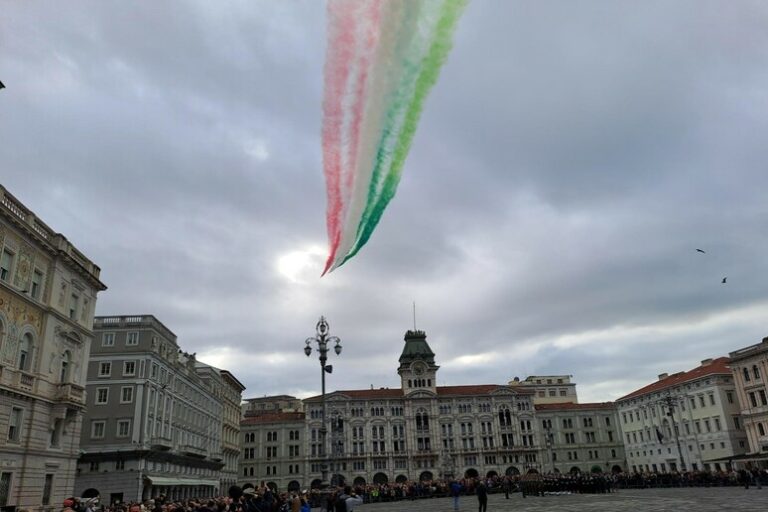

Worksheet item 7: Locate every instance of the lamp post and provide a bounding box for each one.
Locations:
[659,394,686,472]
[544,426,556,473]
[304,316,342,488]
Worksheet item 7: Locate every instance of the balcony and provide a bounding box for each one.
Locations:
[56,383,85,406]
[150,436,172,450]
[182,444,207,458]
[13,370,36,392]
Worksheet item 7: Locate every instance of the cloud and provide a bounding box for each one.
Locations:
[2,0,767,402]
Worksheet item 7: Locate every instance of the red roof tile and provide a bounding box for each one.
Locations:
[618,357,731,401]
[240,412,305,425]
[535,402,615,411]
[304,384,531,402]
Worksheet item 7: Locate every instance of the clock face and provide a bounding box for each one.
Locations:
[413,363,425,375]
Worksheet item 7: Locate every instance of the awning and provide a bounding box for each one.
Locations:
[704,453,768,463]
[145,475,219,487]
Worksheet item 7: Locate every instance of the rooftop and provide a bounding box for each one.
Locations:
[535,402,615,411]
[304,384,533,402]
[617,357,731,402]
[241,412,305,425]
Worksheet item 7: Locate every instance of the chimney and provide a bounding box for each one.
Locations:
[701,358,713,366]
[658,373,668,381]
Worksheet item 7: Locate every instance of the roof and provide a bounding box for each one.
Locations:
[617,357,731,401]
[240,412,305,425]
[304,384,532,402]
[398,330,436,365]
[535,402,615,411]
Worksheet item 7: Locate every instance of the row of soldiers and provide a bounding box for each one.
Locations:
[519,473,615,497]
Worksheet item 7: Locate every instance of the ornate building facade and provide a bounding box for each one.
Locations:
[75,315,243,503]
[0,185,106,510]
[239,330,548,491]
[729,337,768,464]
[616,357,747,473]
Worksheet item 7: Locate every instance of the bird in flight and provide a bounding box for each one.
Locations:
[722,277,727,284]
[696,249,706,253]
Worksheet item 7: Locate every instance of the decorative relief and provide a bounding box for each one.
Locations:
[0,287,44,364]
[12,245,34,290]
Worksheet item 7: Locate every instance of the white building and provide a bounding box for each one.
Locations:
[0,185,106,511]
[617,357,747,473]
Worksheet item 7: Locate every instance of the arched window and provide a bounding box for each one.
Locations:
[415,408,429,431]
[60,351,71,383]
[498,406,512,427]
[743,367,751,382]
[18,332,33,371]
[753,365,761,380]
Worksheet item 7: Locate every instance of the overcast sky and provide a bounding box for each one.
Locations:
[2,1,767,403]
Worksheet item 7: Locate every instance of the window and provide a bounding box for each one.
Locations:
[760,390,768,406]
[69,293,79,320]
[60,351,71,383]
[96,388,109,404]
[102,333,115,347]
[0,249,14,282]
[42,474,53,506]
[1,472,12,507]
[123,361,136,376]
[31,269,44,299]
[117,420,131,438]
[759,423,766,436]
[754,365,761,380]
[120,386,134,403]
[91,420,106,439]
[50,419,63,447]
[18,333,32,371]
[8,407,23,442]
[708,394,715,406]
[726,391,734,404]
[99,362,112,377]
[743,367,751,382]
[126,332,139,346]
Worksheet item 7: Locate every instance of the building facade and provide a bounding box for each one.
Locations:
[0,185,106,511]
[239,412,306,491]
[196,364,246,494]
[248,330,543,491]
[617,357,747,473]
[75,315,239,503]
[729,337,768,465]
[534,402,625,474]
[509,375,579,404]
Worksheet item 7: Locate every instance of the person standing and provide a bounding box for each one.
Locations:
[476,482,488,512]
[450,480,462,511]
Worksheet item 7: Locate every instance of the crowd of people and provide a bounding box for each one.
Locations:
[58,468,766,512]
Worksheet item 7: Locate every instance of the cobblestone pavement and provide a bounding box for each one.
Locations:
[354,487,765,511]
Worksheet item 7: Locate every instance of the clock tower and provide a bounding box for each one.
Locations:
[397,329,439,395]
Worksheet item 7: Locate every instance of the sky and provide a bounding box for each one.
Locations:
[2,1,768,403]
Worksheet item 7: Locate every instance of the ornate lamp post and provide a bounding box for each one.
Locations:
[304,316,342,488]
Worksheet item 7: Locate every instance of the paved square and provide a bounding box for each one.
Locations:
[355,487,765,512]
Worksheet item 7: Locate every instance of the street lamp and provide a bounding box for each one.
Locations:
[304,316,342,488]
[658,394,686,472]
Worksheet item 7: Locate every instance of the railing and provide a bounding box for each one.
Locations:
[95,315,177,341]
[150,436,173,449]
[16,371,35,391]
[182,444,206,456]
[57,383,85,404]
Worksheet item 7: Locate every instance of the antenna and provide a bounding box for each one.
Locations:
[413,301,417,330]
